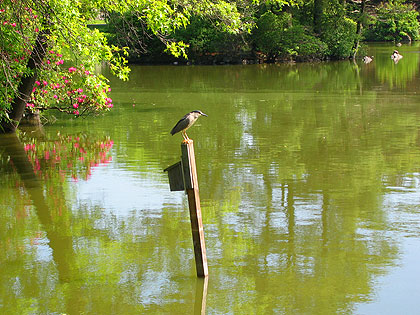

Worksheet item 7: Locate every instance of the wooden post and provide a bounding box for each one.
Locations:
[181,140,208,277]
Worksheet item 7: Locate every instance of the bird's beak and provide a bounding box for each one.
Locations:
[201,113,208,117]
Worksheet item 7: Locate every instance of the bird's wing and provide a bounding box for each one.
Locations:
[170,115,189,135]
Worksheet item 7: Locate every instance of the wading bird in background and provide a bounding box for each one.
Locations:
[391,50,403,63]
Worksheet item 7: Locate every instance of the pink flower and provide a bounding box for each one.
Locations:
[47,60,51,64]
[53,95,58,99]
[73,110,79,115]
[108,87,111,92]
[73,103,79,109]
[35,81,40,86]
[11,23,16,27]
[35,27,39,32]
[77,88,83,93]
[107,103,113,108]
[68,67,76,73]
[43,80,48,86]
[84,71,90,75]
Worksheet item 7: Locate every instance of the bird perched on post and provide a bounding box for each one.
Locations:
[170,110,208,142]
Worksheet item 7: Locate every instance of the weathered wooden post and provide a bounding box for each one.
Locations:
[164,140,208,277]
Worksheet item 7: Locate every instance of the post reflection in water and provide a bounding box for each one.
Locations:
[194,276,208,315]
[1,42,420,314]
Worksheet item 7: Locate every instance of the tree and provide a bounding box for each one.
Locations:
[352,0,366,59]
[0,1,127,132]
[365,0,419,42]
[0,0,245,133]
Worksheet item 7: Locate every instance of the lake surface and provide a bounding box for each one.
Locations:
[1,42,420,314]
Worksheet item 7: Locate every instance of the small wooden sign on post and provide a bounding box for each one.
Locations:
[164,140,208,277]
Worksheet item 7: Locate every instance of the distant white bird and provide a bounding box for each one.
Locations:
[391,50,403,63]
[362,56,373,64]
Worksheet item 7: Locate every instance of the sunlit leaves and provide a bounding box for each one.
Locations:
[370,0,419,42]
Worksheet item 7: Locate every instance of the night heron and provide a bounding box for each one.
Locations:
[170,110,208,142]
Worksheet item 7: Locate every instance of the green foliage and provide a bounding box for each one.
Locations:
[320,16,357,59]
[253,11,327,61]
[293,28,328,61]
[103,0,420,64]
[173,16,247,58]
[364,0,419,42]
[105,1,251,63]
[253,11,291,58]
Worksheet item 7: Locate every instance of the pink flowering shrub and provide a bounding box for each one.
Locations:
[27,51,113,116]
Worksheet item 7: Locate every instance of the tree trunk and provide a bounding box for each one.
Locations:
[352,0,366,60]
[1,29,49,133]
[313,0,324,35]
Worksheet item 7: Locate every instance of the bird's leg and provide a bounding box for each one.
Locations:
[182,131,191,143]
[181,130,187,140]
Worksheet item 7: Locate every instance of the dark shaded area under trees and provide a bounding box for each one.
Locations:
[103,0,420,65]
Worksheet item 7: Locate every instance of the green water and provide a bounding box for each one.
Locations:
[1,43,420,314]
